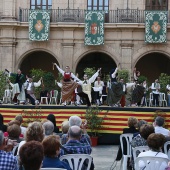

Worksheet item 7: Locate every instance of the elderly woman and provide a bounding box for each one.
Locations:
[42,121,54,137]
[131,124,155,148]
[17,121,44,156]
[42,135,71,170]
[115,117,139,161]
[19,141,43,170]
[137,133,169,170]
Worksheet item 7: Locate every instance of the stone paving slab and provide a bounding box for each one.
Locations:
[91,145,121,170]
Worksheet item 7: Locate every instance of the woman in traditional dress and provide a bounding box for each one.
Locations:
[53,63,80,106]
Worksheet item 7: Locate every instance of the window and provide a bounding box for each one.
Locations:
[146,0,168,10]
[30,0,52,10]
[87,0,109,11]
[87,0,109,22]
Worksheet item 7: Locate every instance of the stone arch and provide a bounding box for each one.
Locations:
[73,46,121,70]
[16,48,61,70]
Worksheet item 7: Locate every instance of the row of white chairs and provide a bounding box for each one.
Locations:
[40,154,92,170]
[117,134,170,170]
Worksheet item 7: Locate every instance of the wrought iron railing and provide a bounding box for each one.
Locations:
[19,8,168,23]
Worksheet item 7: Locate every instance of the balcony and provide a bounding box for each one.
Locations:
[19,8,169,23]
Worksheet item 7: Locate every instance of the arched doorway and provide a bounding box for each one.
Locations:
[20,51,59,78]
[76,52,116,80]
[135,52,170,83]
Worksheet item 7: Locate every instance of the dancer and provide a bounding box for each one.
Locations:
[53,63,79,105]
[151,79,160,107]
[131,68,144,107]
[166,82,170,107]
[6,69,26,104]
[77,68,101,106]
[107,66,123,107]
[24,76,42,105]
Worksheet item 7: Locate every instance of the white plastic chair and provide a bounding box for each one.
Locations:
[40,97,48,105]
[49,90,58,104]
[164,141,170,159]
[120,133,133,170]
[159,93,167,107]
[60,154,92,170]
[41,168,66,170]
[3,89,12,104]
[135,156,169,170]
[132,146,149,161]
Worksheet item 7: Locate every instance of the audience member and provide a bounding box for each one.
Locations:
[47,114,59,133]
[17,121,44,156]
[153,116,170,136]
[61,115,91,145]
[7,124,23,143]
[42,121,54,137]
[137,133,169,170]
[19,141,44,170]
[61,120,69,145]
[0,114,7,132]
[131,124,154,148]
[0,131,18,170]
[60,126,92,156]
[15,114,27,136]
[42,135,71,170]
[116,116,139,161]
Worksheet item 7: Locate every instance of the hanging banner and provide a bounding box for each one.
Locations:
[85,11,105,45]
[29,10,50,41]
[145,11,167,43]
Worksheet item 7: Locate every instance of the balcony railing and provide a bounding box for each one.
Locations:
[19,8,169,23]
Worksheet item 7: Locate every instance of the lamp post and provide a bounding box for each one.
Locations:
[67,0,70,9]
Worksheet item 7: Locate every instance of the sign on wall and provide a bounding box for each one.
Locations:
[29,10,50,41]
[85,11,105,45]
[145,11,167,43]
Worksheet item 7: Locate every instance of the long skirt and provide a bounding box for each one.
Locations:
[131,85,144,104]
[62,80,78,102]
[107,82,123,106]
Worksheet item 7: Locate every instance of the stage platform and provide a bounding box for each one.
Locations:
[0,104,170,144]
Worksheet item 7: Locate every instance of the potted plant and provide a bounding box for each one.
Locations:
[84,106,107,146]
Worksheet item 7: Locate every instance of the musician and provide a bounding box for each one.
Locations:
[151,79,160,107]
[166,82,170,107]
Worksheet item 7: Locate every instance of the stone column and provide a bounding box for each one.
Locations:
[120,43,134,81]
[1,0,16,21]
[61,28,75,71]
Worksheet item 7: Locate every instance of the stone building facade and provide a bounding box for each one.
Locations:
[0,0,170,81]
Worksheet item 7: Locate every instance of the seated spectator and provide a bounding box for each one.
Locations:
[42,121,54,137]
[61,120,69,145]
[7,124,23,143]
[60,126,92,156]
[137,133,169,170]
[15,114,27,136]
[133,119,148,137]
[0,131,18,170]
[8,120,20,126]
[131,124,155,148]
[47,114,59,133]
[19,141,43,170]
[0,114,7,132]
[116,116,139,161]
[17,121,44,156]
[153,116,170,136]
[42,135,71,170]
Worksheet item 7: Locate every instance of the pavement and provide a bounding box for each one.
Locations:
[91,145,121,170]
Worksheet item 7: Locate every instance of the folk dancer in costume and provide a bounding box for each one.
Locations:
[76,68,101,106]
[24,76,42,105]
[140,80,148,106]
[119,78,126,107]
[166,82,170,107]
[6,69,26,105]
[107,67,123,107]
[53,63,80,106]
[151,79,160,107]
[93,76,104,106]
[131,68,144,107]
